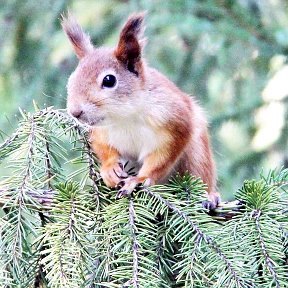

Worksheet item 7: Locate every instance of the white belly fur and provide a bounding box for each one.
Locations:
[106,119,168,162]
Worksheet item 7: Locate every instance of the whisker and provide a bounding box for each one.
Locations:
[93,96,111,105]
[92,97,132,107]
[94,101,134,107]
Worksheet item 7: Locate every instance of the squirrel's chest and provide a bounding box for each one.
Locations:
[106,120,167,161]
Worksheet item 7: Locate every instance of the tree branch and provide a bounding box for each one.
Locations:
[142,187,252,288]
[128,198,139,288]
[253,210,281,288]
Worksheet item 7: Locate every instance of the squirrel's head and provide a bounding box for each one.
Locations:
[62,12,146,126]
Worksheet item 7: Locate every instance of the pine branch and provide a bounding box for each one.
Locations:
[40,182,96,288]
[45,140,53,187]
[0,129,20,157]
[0,115,42,285]
[128,198,139,288]
[0,188,55,208]
[34,135,53,287]
[219,178,288,287]
[142,187,253,287]
[74,125,103,208]
[0,107,287,287]
[0,186,248,224]
[8,114,37,281]
[253,210,280,288]
[261,168,288,192]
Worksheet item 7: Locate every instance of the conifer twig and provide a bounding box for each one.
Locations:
[0,189,55,209]
[81,129,101,205]
[128,198,139,288]
[142,187,253,288]
[34,137,53,287]
[0,130,19,151]
[253,210,280,288]
[11,116,37,260]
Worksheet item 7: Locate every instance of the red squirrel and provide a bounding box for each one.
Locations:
[62,12,220,209]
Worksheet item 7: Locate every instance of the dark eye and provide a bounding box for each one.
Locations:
[102,74,117,88]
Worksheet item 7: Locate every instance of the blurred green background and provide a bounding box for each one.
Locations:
[0,0,287,199]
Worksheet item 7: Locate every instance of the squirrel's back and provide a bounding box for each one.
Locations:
[144,67,216,191]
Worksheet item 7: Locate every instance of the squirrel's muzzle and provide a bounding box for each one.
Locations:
[69,109,83,119]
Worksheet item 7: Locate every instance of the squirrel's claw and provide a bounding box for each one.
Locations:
[116,177,142,199]
[202,192,221,210]
[113,167,128,179]
[100,162,128,187]
[116,189,131,199]
[202,200,217,210]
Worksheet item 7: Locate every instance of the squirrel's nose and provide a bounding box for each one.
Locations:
[70,109,83,119]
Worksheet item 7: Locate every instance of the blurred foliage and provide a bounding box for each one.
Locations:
[0,0,287,199]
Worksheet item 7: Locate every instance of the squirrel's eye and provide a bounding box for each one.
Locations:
[102,74,116,88]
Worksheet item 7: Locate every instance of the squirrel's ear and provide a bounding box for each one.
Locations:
[61,12,94,59]
[115,12,146,76]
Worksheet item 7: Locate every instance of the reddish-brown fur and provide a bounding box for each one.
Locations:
[62,12,220,208]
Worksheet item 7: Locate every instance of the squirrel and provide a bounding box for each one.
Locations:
[61,12,220,209]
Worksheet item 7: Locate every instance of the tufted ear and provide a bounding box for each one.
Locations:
[115,12,146,76]
[61,12,94,59]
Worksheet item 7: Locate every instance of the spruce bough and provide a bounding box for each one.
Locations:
[0,107,287,287]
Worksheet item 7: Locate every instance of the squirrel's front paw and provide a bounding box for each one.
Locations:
[202,191,221,210]
[116,177,152,199]
[100,163,128,187]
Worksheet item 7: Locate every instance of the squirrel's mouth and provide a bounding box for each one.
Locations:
[80,116,105,127]
[70,112,105,127]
